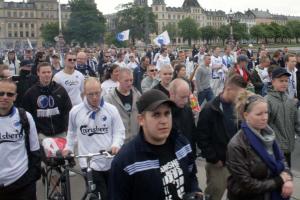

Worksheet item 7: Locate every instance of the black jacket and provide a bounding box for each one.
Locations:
[250,69,263,95]
[109,129,201,200]
[196,96,238,164]
[227,129,289,200]
[172,105,197,156]
[22,81,72,136]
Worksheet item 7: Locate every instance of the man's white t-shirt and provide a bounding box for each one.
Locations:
[156,55,171,71]
[101,79,119,95]
[0,108,40,186]
[53,70,84,106]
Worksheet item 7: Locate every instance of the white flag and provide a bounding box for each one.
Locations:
[27,38,33,49]
[153,31,170,46]
[116,29,130,42]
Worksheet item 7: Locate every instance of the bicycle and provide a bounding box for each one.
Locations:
[42,150,114,200]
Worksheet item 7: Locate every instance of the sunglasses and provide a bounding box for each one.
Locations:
[149,69,158,72]
[0,92,16,97]
[68,58,77,62]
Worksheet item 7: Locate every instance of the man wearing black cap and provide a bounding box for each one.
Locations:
[109,89,201,200]
[266,67,300,167]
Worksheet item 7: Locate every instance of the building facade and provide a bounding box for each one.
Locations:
[105,1,300,45]
[0,0,71,49]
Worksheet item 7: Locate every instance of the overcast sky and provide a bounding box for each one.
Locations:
[12,0,300,16]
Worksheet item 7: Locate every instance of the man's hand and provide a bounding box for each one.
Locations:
[62,149,72,157]
[214,160,224,168]
[280,172,292,183]
[281,181,293,198]
[111,146,120,155]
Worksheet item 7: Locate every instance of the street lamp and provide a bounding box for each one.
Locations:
[227,9,235,47]
[57,0,65,51]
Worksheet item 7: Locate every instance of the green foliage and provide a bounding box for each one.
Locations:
[67,0,106,46]
[199,26,217,44]
[116,3,157,44]
[286,20,300,43]
[217,25,230,45]
[163,23,178,42]
[232,22,249,41]
[250,25,267,43]
[40,22,60,45]
[178,17,200,46]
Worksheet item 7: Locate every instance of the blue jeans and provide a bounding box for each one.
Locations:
[198,88,214,105]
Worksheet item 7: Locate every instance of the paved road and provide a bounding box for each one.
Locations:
[37,138,300,200]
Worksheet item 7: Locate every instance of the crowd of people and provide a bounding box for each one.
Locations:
[0,43,299,200]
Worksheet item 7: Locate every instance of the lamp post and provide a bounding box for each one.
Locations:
[57,0,65,52]
[227,9,235,47]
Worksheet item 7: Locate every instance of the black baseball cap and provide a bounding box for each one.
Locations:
[136,89,176,114]
[272,67,291,79]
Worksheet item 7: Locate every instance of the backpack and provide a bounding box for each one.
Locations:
[18,108,41,181]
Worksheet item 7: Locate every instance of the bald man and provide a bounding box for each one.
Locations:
[76,51,97,77]
[169,78,197,156]
[63,77,125,200]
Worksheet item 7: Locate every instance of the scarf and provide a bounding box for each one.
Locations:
[241,122,286,200]
[83,97,104,120]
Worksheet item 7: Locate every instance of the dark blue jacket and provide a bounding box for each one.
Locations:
[133,65,146,93]
[109,129,201,200]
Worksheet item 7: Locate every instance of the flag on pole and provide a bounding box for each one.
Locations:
[116,30,130,42]
[27,38,33,49]
[153,31,170,46]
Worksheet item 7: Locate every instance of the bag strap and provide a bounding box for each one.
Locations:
[18,108,31,158]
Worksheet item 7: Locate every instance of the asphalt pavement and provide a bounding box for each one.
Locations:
[37,138,300,200]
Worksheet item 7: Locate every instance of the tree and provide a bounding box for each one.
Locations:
[40,22,60,45]
[269,22,283,43]
[163,23,178,44]
[116,3,157,44]
[178,17,200,46]
[200,26,217,44]
[286,20,300,43]
[217,25,230,46]
[67,0,106,46]
[232,22,249,41]
[250,25,266,44]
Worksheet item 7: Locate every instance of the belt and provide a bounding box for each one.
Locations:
[212,77,220,79]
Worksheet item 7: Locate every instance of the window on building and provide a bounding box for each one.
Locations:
[14,23,17,28]
[19,11,23,18]
[14,31,18,37]
[30,12,34,18]
[20,31,23,37]
[8,23,11,28]
[31,32,35,37]
[31,23,34,28]
[178,38,181,43]
[155,6,158,11]
[162,14,164,19]
[25,12,28,18]
[41,4,44,9]
[168,14,171,19]
[8,32,12,37]
[41,13,44,18]
[20,23,23,28]
[25,23,29,28]
[7,11,11,17]
[26,31,29,37]
[13,12,17,17]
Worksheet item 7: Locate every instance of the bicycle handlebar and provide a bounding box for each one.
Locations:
[72,150,114,159]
